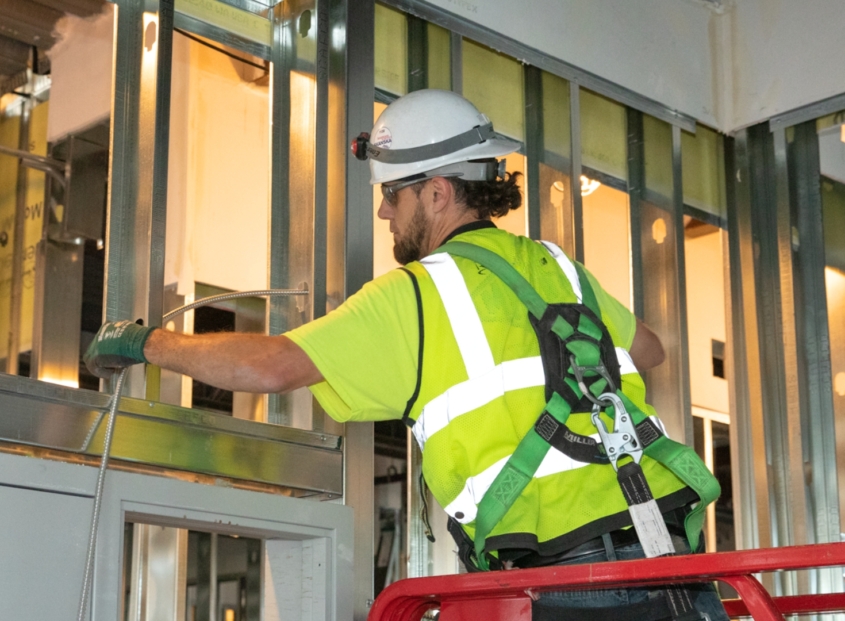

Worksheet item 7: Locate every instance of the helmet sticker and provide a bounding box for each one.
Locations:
[373,127,393,149]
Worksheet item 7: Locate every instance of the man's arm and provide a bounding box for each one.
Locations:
[143,330,323,393]
[84,321,324,393]
[629,319,665,371]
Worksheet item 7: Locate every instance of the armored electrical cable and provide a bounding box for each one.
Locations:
[75,288,307,621]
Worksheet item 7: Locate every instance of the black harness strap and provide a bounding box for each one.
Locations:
[534,414,666,465]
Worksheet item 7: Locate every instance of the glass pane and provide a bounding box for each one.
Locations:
[375,3,408,96]
[462,38,524,141]
[539,71,572,252]
[427,22,451,91]
[682,125,726,219]
[580,88,627,182]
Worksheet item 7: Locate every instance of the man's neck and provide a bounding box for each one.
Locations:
[425,211,483,255]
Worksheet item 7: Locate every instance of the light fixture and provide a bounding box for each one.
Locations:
[580,174,601,197]
[840,123,845,144]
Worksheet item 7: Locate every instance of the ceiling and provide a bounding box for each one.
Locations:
[0,0,106,94]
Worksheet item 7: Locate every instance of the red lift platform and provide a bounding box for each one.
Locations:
[368,543,845,621]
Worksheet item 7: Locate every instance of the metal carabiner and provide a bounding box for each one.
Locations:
[590,392,643,471]
[569,353,617,408]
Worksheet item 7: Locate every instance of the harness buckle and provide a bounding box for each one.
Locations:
[590,392,643,471]
[569,354,617,407]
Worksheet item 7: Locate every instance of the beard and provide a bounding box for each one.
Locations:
[393,199,429,265]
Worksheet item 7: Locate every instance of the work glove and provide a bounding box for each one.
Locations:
[84,320,156,378]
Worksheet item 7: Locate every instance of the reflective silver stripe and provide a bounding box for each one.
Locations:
[616,347,637,375]
[420,253,494,379]
[540,240,582,303]
[415,349,637,450]
[444,416,668,524]
[412,357,545,450]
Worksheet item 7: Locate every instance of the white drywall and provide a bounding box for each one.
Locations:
[726,0,845,130]
[424,0,721,128]
[46,4,114,142]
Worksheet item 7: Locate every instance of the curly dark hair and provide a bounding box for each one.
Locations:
[448,171,523,219]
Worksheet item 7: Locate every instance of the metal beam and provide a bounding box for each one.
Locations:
[784,121,842,592]
[769,90,845,133]
[569,82,583,263]
[672,124,693,447]
[406,13,427,92]
[725,130,773,560]
[523,64,542,241]
[449,31,461,94]
[342,0,376,616]
[627,108,645,319]
[0,372,343,494]
[5,94,30,376]
[105,0,174,398]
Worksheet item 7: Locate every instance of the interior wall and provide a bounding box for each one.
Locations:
[423,0,721,128]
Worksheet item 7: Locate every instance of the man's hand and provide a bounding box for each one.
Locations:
[84,320,157,378]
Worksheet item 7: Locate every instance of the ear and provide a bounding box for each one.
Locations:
[427,176,454,214]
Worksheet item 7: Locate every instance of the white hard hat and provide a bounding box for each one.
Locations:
[352,89,520,185]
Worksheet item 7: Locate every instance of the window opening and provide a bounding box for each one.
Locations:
[123,523,262,621]
[685,214,733,559]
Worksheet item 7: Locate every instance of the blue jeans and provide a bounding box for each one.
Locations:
[534,534,730,621]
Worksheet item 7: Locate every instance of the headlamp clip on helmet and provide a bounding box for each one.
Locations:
[352,132,371,161]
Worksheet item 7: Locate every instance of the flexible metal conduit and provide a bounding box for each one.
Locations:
[76,288,307,621]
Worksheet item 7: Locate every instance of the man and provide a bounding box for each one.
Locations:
[86,89,727,620]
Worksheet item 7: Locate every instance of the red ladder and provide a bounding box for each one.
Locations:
[368,543,845,621]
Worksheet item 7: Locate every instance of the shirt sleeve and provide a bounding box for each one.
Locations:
[580,267,637,350]
[285,268,419,423]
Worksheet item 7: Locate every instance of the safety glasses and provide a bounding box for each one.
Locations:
[380,177,429,206]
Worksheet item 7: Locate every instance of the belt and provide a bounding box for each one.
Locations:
[509,505,692,569]
[512,527,640,568]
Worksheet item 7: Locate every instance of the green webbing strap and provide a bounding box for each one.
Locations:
[643,436,720,551]
[432,241,719,566]
[572,262,600,317]
[472,392,572,570]
[434,242,548,320]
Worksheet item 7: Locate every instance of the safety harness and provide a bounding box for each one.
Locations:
[430,241,720,619]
